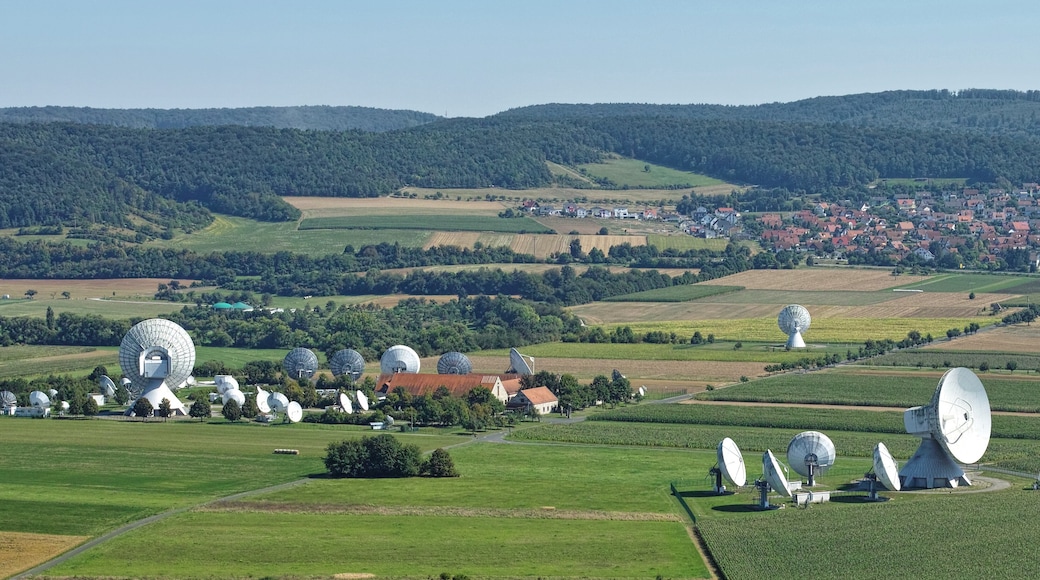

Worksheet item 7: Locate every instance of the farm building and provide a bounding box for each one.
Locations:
[507,387,558,415]
[376,373,510,403]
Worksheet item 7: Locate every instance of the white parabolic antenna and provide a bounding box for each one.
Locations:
[900,367,991,488]
[269,392,290,413]
[763,449,792,497]
[338,392,353,414]
[286,401,303,423]
[0,390,16,407]
[214,375,239,394]
[507,347,534,375]
[873,442,901,492]
[717,437,747,487]
[29,390,51,408]
[99,375,116,396]
[222,389,246,406]
[380,345,420,374]
[777,304,811,349]
[356,389,370,411]
[119,318,194,416]
[786,430,835,486]
[255,386,271,414]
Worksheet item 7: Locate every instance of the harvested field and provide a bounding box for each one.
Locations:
[0,531,86,578]
[0,278,196,299]
[284,196,508,217]
[396,185,735,203]
[700,268,930,291]
[921,324,1040,352]
[360,294,460,307]
[493,234,646,259]
[423,231,483,249]
[535,216,614,235]
[380,264,697,277]
[464,355,766,383]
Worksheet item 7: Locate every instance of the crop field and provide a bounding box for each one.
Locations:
[1,531,87,579]
[397,185,733,204]
[700,268,930,291]
[863,349,1040,371]
[285,196,509,217]
[535,216,616,234]
[894,272,1036,293]
[0,347,117,379]
[577,157,725,188]
[921,323,1040,353]
[646,234,730,252]
[299,214,552,233]
[0,278,195,300]
[478,342,859,363]
[605,284,743,302]
[469,353,770,385]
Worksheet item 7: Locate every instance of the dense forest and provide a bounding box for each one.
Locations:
[0,105,440,131]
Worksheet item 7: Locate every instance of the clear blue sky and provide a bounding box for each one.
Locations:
[1,0,1036,117]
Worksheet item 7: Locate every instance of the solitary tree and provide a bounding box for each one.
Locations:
[222,399,242,422]
[61,291,71,299]
[157,398,173,422]
[132,397,154,420]
[189,398,211,422]
[423,448,459,477]
[24,289,37,300]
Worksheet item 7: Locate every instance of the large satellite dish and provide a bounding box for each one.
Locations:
[777,304,811,349]
[269,392,290,413]
[330,349,365,380]
[380,345,420,374]
[255,386,271,414]
[338,392,353,414]
[866,442,901,500]
[385,414,395,427]
[710,437,747,493]
[786,431,835,487]
[98,375,116,397]
[29,390,51,408]
[286,401,303,423]
[356,389,369,411]
[437,351,473,375]
[221,389,246,406]
[900,367,991,488]
[283,348,319,379]
[763,449,792,498]
[0,390,16,407]
[119,318,195,416]
[507,347,534,375]
[214,375,239,394]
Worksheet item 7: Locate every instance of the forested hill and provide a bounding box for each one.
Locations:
[498,89,1040,138]
[0,105,441,132]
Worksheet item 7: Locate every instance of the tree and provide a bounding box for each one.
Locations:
[61,291,71,299]
[324,434,422,477]
[222,399,242,422]
[598,227,608,235]
[1007,360,1018,373]
[24,289,36,300]
[132,397,153,419]
[242,394,259,418]
[189,397,211,422]
[423,448,459,477]
[969,291,976,300]
[114,387,130,405]
[157,398,173,422]
[83,397,99,417]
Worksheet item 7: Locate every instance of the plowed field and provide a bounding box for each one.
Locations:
[700,268,929,291]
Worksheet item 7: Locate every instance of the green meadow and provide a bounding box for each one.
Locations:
[578,157,725,188]
[300,214,552,233]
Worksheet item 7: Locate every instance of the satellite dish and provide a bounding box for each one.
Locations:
[99,375,117,397]
[0,390,16,407]
[255,386,271,414]
[356,390,369,411]
[338,392,353,414]
[29,390,51,408]
[872,442,901,494]
[380,345,420,374]
[185,375,196,386]
[214,375,239,394]
[638,386,646,397]
[763,449,792,498]
[269,392,290,413]
[786,431,836,487]
[119,318,195,416]
[385,414,395,426]
[777,304,811,349]
[283,348,319,379]
[222,389,246,406]
[286,401,303,423]
[507,347,534,375]
[60,400,70,411]
[47,388,58,398]
[718,437,747,487]
[437,351,473,375]
[330,348,365,380]
[900,367,991,488]
[121,377,133,389]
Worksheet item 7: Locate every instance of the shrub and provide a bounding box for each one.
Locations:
[222,399,242,422]
[423,448,459,477]
[324,434,423,478]
[131,397,153,419]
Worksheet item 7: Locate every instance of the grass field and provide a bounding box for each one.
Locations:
[285,196,509,217]
[647,234,730,251]
[895,272,1036,293]
[577,157,725,188]
[921,323,1040,353]
[398,185,736,204]
[481,342,858,364]
[701,268,930,291]
[605,284,743,302]
[299,214,552,233]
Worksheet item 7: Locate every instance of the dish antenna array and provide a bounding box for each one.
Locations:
[437,351,473,375]
[900,367,991,488]
[786,431,835,487]
[865,442,901,500]
[709,437,747,494]
[283,348,319,380]
[119,318,195,416]
[777,304,811,349]
[507,347,534,375]
[98,375,116,397]
[330,348,366,381]
[380,345,421,374]
[756,449,792,509]
[285,401,303,423]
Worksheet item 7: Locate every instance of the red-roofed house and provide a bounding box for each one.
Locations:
[506,387,558,415]
[377,373,509,403]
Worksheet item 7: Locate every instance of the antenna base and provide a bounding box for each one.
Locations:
[899,438,971,489]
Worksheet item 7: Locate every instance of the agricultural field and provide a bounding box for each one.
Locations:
[605,284,742,302]
[577,157,726,189]
[398,183,735,204]
[646,234,730,252]
[921,323,1040,353]
[469,352,771,385]
[863,349,1040,371]
[479,342,857,364]
[285,196,509,217]
[894,272,1036,293]
[0,532,86,579]
[700,267,931,291]
[299,214,552,234]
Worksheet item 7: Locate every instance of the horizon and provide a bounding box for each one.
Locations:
[2,1,1038,117]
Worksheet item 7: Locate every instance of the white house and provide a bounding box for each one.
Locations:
[508,386,558,415]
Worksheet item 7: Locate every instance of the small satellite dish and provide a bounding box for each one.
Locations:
[29,390,51,408]
[60,400,70,411]
[507,347,534,375]
[338,392,353,414]
[283,348,319,379]
[0,390,16,407]
[437,351,472,375]
[638,386,646,397]
[385,414,395,427]
[763,449,792,498]
[47,388,58,398]
[872,442,901,495]
[186,375,196,386]
[222,388,246,406]
[286,401,303,423]
[356,390,369,411]
[214,375,239,395]
[330,348,366,381]
[99,375,117,397]
[718,437,747,487]
[786,431,836,487]
[255,386,271,414]
[121,377,132,389]
[269,392,290,413]
[380,345,420,374]
[901,367,991,488]
[778,304,811,349]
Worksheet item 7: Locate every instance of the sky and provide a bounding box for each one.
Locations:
[2,0,1037,117]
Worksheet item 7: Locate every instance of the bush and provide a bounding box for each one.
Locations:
[222,399,242,422]
[189,397,211,422]
[423,448,459,477]
[131,397,153,419]
[324,434,423,478]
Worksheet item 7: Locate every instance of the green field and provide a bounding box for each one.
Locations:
[895,273,1036,293]
[647,234,729,251]
[300,214,552,233]
[0,297,184,319]
[620,316,993,342]
[695,288,899,306]
[482,341,859,363]
[605,284,743,302]
[577,157,725,188]
[864,349,1040,371]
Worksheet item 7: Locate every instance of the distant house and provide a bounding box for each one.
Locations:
[613,207,630,219]
[376,373,509,403]
[506,386,558,415]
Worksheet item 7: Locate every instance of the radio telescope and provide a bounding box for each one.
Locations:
[380,345,420,374]
[214,375,239,394]
[98,375,117,397]
[786,431,835,487]
[356,389,370,411]
[437,351,472,375]
[710,437,747,494]
[330,349,365,381]
[221,388,246,407]
[268,392,290,413]
[507,347,534,375]
[283,348,318,380]
[777,304,811,349]
[119,318,195,416]
[900,367,991,488]
[866,442,901,500]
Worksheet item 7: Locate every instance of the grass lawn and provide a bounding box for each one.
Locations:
[577,157,725,188]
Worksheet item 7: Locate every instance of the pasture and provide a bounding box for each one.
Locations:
[700,268,930,291]
[577,157,725,188]
[647,234,730,252]
[605,284,743,302]
[894,272,1035,293]
[299,214,552,234]
[398,184,735,203]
